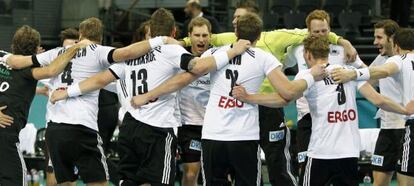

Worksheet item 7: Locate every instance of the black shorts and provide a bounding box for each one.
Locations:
[178,125,202,163]
[258,106,297,186]
[45,122,109,184]
[397,121,414,176]
[118,112,177,186]
[371,128,404,172]
[296,113,312,185]
[303,157,358,186]
[0,132,27,186]
[201,139,261,186]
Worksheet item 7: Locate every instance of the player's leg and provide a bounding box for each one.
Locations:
[259,106,297,186]
[228,141,261,186]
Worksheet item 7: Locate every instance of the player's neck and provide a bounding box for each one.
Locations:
[312,58,328,67]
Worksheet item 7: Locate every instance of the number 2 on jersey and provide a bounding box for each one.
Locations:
[226,69,238,96]
[131,69,148,96]
[61,62,74,85]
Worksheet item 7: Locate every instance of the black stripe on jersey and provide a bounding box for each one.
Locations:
[108,68,120,79]
[120,80,128,98]
[401,54,407,60]
[90,44,97,51]
[31,55,41,67]
[107,49,116,64]
[153,46,161,53]
[210,47,219,54]
[246,49,255,58]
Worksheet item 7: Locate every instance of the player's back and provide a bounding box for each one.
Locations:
[113,44,189,128]
[34,44,114,131]
[296,64,362,159]
[202,46,281,141]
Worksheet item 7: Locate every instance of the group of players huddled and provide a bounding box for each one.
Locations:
[1,0,414,186]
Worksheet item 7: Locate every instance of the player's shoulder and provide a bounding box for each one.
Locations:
[295,68,311,79]
[328,44,344,56]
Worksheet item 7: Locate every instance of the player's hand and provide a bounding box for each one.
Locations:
[130,94,150,109]
[405,100,414,115]
[0,50,11,63]
[310,64,327,81]
[0,106,13,128]
[75,39,93,49]
[50,89,69,104]
[36,86,49,97]
[331,67,357,84]
[37,46,45,54]
[232,85,249,102]
[164,37,181,45]
[232,39,251,55]
[341,39,357,62]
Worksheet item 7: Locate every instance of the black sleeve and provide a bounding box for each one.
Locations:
[31,55,41,68]
[23,67,37,81]
[107,49,116,64]
[180,53,196,71]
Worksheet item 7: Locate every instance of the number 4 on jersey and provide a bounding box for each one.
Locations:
[61,62,74,85]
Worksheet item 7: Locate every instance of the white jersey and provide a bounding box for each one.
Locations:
[285,44,364,120]
[116,79,130,122]
[370,55,405,129]
[386,53,414,120]
[295,64,364,159]
[109,45,189,128]
[202,45,281,141]
[33,44,114,131]
[178,73,210,126]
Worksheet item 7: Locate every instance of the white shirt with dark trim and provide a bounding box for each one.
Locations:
[295,64,364,159]
[33,44,114,131]
[109,44,190,128]
[370,55,405,128]
[386,53,414,120]
[202,45,281,141]
[285,44,364,120]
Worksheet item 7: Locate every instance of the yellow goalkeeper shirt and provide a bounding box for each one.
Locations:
[182,28,340,93]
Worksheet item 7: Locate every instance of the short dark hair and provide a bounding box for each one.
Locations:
[59,28,79,44]
[393,28,414,50]
[132,20,151,42]
[188,17,212,33]
[236,0,259,14]
[236,13,262,43]
[374,19,400,39]
[150,8,175,37]
[11,25,40,55]
[303,36,330,59]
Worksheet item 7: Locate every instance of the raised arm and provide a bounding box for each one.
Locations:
[31,42,88,80]
[111,37,179,62]
[337,38,357,62]
[331,62,399,83]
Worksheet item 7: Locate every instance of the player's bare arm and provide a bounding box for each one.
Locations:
[111,36,179,62]
[331,62,399,83]
[50,70,116,103]
[3,39,92,69]
[231,85,288,108]
[268,64,326,102]
[338,38,357,62]
[359,82,414,115]
[31,42,89,80]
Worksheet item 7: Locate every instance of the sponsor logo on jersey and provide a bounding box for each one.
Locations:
[298,151,307,163]
[330,48,339,56]
[371,155,384,166]
[189,140,202,151]
[269,130,285,142]
[218,96,244,109]
[327,109,357,123]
